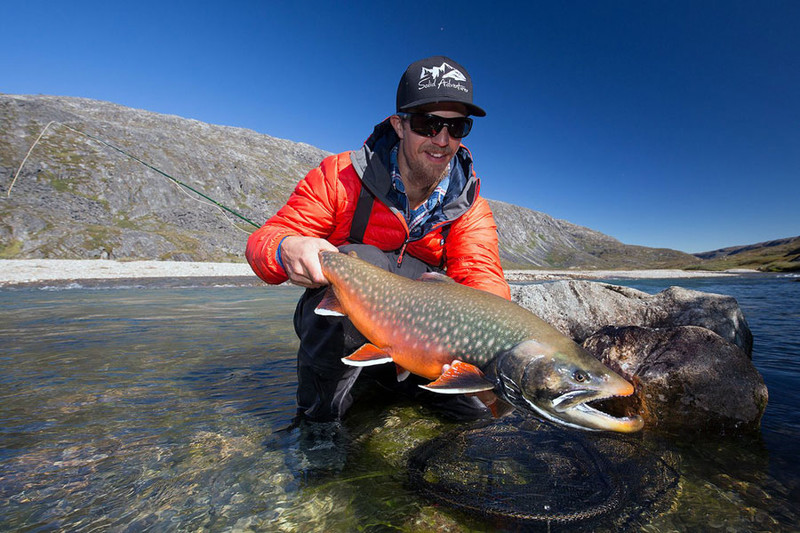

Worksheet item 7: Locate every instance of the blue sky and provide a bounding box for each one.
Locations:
[2,1,798,253]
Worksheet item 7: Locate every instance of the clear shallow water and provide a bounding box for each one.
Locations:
[1,275,798,531]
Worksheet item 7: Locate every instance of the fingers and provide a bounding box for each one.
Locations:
[280,236,338,288]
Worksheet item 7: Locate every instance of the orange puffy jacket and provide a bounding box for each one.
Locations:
[246,119,510,300]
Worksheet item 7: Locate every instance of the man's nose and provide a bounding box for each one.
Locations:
[430,127,451,146]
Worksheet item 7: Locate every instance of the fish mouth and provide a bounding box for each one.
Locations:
[569,399,644,433]
[496,368,644,433]
[540,387,644,433]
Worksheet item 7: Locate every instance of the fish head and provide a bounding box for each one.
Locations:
[487,339,644,433]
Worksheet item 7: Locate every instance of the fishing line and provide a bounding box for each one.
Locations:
[7,121,261,234]
[7,121,56,199]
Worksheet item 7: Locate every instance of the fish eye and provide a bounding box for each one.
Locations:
[573,370,588,383]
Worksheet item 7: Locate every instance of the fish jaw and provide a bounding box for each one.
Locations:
[487,340,644,433]
[544,386,644,433]
[553,396,644,433]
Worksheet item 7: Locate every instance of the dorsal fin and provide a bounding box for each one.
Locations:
[418,272,455,283]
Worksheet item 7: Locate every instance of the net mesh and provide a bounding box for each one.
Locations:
[408,417,679,530]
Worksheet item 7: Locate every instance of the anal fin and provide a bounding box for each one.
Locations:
[420,360,495,394]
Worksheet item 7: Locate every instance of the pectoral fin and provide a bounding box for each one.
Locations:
[315,288,346,317]
[342,344,393,366]
[472,390,515,418]
[420,361,495,394]
[395,364,410,382]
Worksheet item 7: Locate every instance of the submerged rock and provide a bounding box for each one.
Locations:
[584,325,768,432]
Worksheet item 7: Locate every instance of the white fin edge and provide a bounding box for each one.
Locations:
[418,384,494,395]
[341,356,394,367]
[315,308,345,317]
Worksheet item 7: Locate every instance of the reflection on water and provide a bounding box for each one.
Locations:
[1,277,799,531]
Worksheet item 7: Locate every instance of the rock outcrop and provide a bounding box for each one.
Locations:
[1,94,330,262]
[490,199,698,270]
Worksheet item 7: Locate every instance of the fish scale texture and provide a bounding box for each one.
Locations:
[324,251,552,368]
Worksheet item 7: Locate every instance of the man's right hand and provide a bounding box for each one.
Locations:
[279,236,339,288]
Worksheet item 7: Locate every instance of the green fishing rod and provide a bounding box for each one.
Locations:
[11,121,261,231]
[61,124,262,230]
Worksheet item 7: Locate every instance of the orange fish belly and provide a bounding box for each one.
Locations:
[343,296,451,380]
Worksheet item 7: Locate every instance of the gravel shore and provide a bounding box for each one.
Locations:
[0,259,749,287]
[503,268,749,282]
[0,259,256,286]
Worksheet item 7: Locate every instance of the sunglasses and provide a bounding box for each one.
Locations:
[398,113,473,139]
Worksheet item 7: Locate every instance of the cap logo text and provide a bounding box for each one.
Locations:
[418,62,469,93]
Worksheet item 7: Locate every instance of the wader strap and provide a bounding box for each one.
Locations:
[349,183,452,267]
[439,223,452,268]
[349,185,375,244]
[440,224,451,242]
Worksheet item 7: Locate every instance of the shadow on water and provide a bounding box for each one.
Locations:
[1,276,799,531]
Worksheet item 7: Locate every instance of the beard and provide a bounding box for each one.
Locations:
[401,142,454,190]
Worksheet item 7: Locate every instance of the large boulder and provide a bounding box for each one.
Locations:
[511,280,766,433]
[511,281,753,356]
[584,325,768,433]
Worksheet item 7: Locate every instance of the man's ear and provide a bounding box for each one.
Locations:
[389,115,405,140]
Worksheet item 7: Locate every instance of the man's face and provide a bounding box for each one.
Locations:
[390,103,468,188]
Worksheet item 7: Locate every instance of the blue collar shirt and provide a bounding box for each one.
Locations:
[388,144,450,240]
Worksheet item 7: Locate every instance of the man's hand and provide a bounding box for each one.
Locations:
[280,236,339,288]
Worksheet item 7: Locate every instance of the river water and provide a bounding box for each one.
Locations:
[1,274,798,531]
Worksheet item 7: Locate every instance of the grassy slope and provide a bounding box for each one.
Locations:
[687,236,800,272]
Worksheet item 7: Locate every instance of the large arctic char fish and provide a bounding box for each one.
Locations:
[315,251,644,433]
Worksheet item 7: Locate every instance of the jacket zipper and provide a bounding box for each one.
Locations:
[396,237,409,267]
[397,218,456,267]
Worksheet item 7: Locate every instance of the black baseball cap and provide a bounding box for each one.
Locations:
[396,55,486,117]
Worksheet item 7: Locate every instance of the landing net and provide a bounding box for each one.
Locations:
[407,417,679,530]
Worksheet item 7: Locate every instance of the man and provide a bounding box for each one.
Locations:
[246,55,510,422]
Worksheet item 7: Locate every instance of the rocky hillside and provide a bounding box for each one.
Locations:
[489,199,697,269]
[1,94,697,268]
[1,94,327,262]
